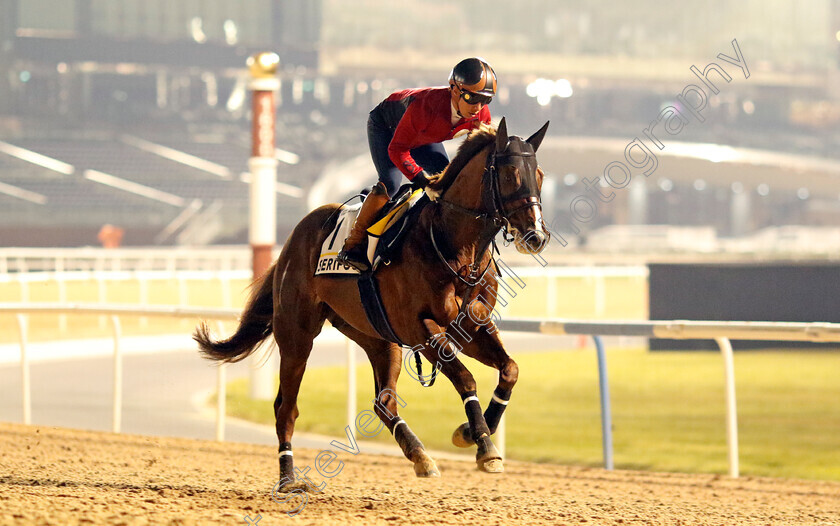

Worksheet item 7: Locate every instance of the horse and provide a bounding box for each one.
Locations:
[194,117,550,488]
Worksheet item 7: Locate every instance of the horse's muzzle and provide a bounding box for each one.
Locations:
[515,228,549,255]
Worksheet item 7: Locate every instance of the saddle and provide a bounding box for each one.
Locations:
[315,186,428,277]
[367,186,428,269]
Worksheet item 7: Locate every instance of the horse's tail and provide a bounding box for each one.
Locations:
[194,261,277,363]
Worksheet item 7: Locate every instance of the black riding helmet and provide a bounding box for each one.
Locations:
[449,57,497,103]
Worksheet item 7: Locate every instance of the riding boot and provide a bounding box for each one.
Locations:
[337,182,390,272]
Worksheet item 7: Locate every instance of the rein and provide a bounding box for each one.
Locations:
[429,222,497,287]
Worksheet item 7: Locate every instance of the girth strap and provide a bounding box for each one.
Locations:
[357,272,437,387]
[357,272,406,347]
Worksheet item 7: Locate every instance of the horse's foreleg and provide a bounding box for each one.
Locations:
[485,363,517,432]
[451,326,518,450]
[373,383,440,478]
[420,320,503,473]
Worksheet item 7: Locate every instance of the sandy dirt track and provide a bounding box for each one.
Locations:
[1,423,838,526]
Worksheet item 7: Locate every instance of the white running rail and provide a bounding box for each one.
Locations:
[1,303,237,441]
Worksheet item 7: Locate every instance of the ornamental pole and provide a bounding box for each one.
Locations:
[248,51,280,279]
[248,51,280,400]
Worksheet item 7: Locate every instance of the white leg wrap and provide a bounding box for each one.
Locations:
[491,394,509,405]
[462,395,479,406]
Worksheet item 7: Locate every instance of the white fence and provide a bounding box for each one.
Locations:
[0,246,256,274]
[2,302,840,479]
[584,225,840,255]
[1,303,237,442]
[497,318,840,477]
[0,247,647,323]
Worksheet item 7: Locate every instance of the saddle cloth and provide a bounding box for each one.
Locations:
[315,187,426,277]
[315,202,362,276]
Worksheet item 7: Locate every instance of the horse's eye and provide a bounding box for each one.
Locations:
[506,167,521,187]
[498,166,520,195]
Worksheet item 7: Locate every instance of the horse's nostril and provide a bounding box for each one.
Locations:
[515,229,549,254]
[531,231,547,246]
[527,230,549,252]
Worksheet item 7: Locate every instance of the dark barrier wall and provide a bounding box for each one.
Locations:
[648,262,840,350]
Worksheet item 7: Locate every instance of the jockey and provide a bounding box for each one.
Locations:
[338,57,497,272]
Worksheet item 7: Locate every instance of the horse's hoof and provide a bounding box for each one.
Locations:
[414,460,441,478]
[451,422,474,448]
[412,451,441,478]
[477,458,504,473]
[274,479,320,494]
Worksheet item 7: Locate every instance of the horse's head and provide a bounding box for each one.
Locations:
[490,118,550,255]
[431,119,551,257]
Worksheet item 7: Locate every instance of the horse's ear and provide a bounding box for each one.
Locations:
[526,121,550,152]
[495,117,508,152]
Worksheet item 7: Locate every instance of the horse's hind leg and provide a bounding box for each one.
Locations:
[451,327,518,449]
[332,319,440,478]
[273,301,327,491]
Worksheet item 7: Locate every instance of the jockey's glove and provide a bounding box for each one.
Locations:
[412,171,440,201]
[411,171,432,189]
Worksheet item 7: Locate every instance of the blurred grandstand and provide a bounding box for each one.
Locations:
[0,0,838,253]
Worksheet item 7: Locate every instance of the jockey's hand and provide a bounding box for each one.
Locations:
[412,171,440,201]
[411,171,432,189]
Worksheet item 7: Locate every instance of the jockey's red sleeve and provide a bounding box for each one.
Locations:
[481,106,491,125]
[388,102,427,179]
[383,88,492,180]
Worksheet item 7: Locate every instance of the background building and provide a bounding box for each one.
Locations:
[0,0,838,249]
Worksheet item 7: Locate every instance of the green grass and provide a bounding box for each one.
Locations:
[223,347,840,481]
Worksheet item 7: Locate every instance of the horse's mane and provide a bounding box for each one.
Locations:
[429,124,496,193]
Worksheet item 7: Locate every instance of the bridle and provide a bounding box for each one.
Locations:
[430,137,542,287]
[490,148,541,233]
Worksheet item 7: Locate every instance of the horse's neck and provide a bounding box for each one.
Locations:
[432,155,495,262]
[443,150,486,214]
[436,207,491,255]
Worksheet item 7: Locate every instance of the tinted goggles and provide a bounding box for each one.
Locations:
[460,90,493,105]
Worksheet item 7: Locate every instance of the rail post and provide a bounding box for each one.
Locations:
[715,336,739,478]
[593,335,614,470]
[111,315,122,433]
[497,407,506,459]
[16,314,31,425]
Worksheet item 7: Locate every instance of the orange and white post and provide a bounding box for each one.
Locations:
[247,52,280,400]
[248,51,280,279]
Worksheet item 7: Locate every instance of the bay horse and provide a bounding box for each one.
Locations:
[195,117,550,488]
